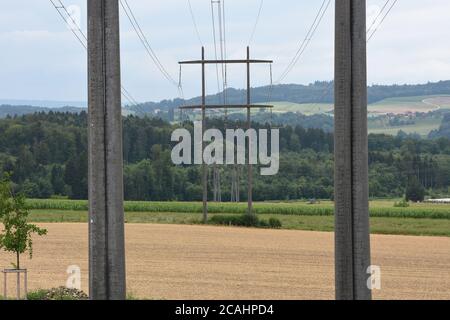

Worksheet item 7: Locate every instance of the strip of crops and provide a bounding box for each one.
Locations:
[25,199,450,220]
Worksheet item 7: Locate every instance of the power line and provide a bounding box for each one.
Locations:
[217,1,227,104]
[187,0,204,46]
[366,0,391,36]
[368,0,399,42]
[121,86,140,106]
[210,0,222,102]
[119,0,178,87]
[248,0,264,46]
[276,0,331,83]
[49,0,139,107]
[49,0,87,48]
[221,0,229,114]
[307,1,399,110]
[120,0,184,100]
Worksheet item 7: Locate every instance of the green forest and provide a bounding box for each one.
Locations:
[0,111,449,201]
[128,80,450,114]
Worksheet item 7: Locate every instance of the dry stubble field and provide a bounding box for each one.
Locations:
[1,223,449,300]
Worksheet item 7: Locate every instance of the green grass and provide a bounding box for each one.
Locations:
[27,208,450,238]
[25,199,450,220]
[264,96,450,117]
[369,95,447,113]
[24,199,450,237]
[262,102,333,115]
[368,116,442,136]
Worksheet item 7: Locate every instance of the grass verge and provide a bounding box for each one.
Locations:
[26,199,450,219]
[28,209,450,237]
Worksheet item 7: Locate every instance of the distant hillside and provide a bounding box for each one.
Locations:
[2,80,449,119]
[0,105,137,118]
[128,80,450,115]
[0,99,87,109]
[0,105,84,118]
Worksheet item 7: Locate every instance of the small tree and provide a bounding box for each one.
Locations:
[405,176,425,203]
[0,174,47,269]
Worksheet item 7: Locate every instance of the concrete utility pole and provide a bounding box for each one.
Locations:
[87,0,126,300]
[246,47,253,216]
[334,0,372,300]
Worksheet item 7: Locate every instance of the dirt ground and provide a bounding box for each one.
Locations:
[1,223,449,300]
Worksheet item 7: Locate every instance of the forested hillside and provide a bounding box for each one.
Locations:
[0,105,83,118]
[2,80,449,120]
[128,80,450,114]
[0,112,449,201]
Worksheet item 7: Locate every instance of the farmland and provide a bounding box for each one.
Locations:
[1,223,449,300]
[254,96,450,137]
[257,95,450,116]
[368,95,450,115]
[263,102,333,115]
[25,199,450,237]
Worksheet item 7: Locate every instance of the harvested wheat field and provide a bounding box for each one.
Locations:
[1,223,449,300]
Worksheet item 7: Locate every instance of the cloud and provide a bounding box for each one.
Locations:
[0,0,449,102]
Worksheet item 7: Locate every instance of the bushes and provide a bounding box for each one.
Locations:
[209,214,282,229]
[268,218,283,229]
[27,287,88,300]
[394,199,410,208]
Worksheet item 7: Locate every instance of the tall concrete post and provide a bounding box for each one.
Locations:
[87,0,126,300]
[334,0,371,300]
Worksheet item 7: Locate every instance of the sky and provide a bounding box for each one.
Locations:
[0,0,450,104]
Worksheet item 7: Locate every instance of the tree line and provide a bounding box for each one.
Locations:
[0,111,449,201]
[128,80,450,114]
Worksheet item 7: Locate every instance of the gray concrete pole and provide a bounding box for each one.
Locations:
[88,0,126,300]
[334,0,372,300]
[246,47,253,215]
[202,47,208,223]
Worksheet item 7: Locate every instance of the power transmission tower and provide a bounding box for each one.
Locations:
[334,0,372,300]
[179,47,273,221]
[87,0,126,300]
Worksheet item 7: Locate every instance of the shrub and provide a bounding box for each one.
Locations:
[268,218,282,229]
[239,214,260,227]
[209,215,246,227]
[259,220,269,228]
[27,287,88,300]
[394,199,410,208]
[26,289,50,300]
[209,215,282,229]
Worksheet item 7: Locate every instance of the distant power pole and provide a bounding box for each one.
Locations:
[334,0,372,300]
[87,0,126,300]
[179,47,273,220]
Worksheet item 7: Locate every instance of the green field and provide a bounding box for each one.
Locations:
[368,95,450,136]
[261,96,449,137]
[260,96,450,117]
[262,102,333,115]
[369,95,442,114]
[25,199,450,237]
[187,95,449,136]
[368,116,443,136]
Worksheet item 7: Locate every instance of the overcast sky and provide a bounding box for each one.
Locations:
[1,0,449,103]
